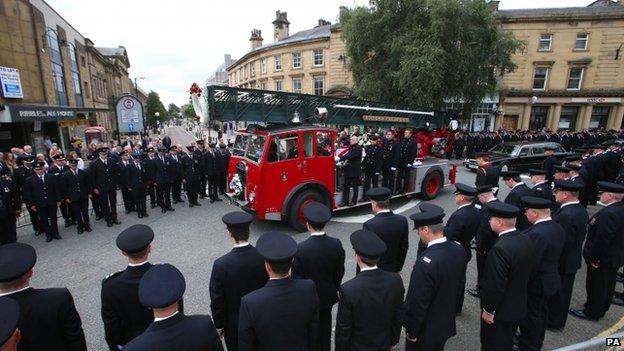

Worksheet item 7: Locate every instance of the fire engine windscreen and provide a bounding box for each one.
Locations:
[233,134,267,163]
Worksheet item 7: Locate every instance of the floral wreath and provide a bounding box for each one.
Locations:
[189,82,203,97]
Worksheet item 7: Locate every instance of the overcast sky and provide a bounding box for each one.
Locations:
[48,0,593,107]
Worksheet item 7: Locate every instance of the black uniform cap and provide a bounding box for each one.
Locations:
[564,155,582,162]
[303,202,331,224]
[553,179,583,192]
[97,147,110,153]
[169,146,177,151]
[485,201,519,218]
[256,231,297,263]
[476,185,493,194]
[139,264,186,308]
[116,224,155,253]
[52,153,65,161]
[186,145,195,151]
[68,159,79,165]
[350,229,387,259]
[454,183,477,196]
[33,161,46,169]
[208,142,217,147]
[118,150,128,157]
[500,170,521,179]
[222,212,254,234]
[131,152,143,159]
[196,139,205,145]
[17,155,35,163]
[528,169,547,176]
[521,196,552,209]
[0,243,37,282]
[369,134,379,141]
[366,187,391,201]
[0,297,19,345]
[597,181,624,194]
[553,165,571,173]
[419,202,444,214]
[219,143,227,148]
[566,163,581,171]
[146,147,155,153]
[157,147,168,153]
[409,208,445,228]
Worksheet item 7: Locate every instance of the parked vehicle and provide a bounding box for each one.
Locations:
[463,141,572,172]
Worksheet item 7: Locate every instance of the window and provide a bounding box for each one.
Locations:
[538,34,552,51]
[274,55,282,71]
[84,81,90,99]
[567,67,584,90]
[303,133,314,158]
[313,77,324,95]
[292,78,302,93]
[589,107,611,130]
[558,106,579,130]
[69,44,83,107]
[529,106,549,130]
[292,52,301,68]
[532,67,549,90]
[313,49,324,66]
[52,62,68,106]
[260,82,267,90]
[261,58,267,74]
[316,131,333,156]
[575,33,589,50]
[250,62,255,77]
[80,56,86,67]
[275,80,282,91]
[268,134,299,163]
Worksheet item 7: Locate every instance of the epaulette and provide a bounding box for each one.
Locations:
[421,256,431,264]
[102,270,123,283]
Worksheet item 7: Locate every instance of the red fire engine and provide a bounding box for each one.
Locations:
[206,86,458,231]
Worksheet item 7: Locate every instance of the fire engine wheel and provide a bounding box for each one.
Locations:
[421,171,442,200]
[288,190,324,232]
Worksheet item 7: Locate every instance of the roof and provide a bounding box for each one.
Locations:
[496,2,624,21]
[228,25,331,71]
[95,46,127,57]
[237,124,335,136]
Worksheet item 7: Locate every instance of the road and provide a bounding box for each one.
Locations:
[15,126,623,350]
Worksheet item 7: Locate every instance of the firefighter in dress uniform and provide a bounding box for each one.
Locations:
[62,158,92,234]
[129,152,149,218]
[0,173,20,244]
[24,161,62,242]
[337,136,363,207]
[362,134,384,200]
[474,152,500,197]
[144,147,158,209]
[182,145,202,207]
[0,297,20,350]
[118,151,135,214]
[14,155,41,236]
[90,147,122,227]
[499,170,533,231]
[396,128,417,195]
[381,130,399,192]
[48,153,75,227]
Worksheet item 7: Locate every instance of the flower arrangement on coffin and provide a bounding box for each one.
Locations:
[229,174,243,197]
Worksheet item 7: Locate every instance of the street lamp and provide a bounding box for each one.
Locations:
[155,112,160,134]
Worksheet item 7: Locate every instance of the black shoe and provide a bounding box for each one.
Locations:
[162,208,167,213]
[467,288,480,298]
[77,227,84,234]
[151,204,156,209]
[614,292,624,299]
[210,199,215,203]
[569,309,597,321]
[113,219,122,225]
[194,202,202,206]
[189,203,194,208]
[143,213,149,217]
[215,198,222,202]
[53,235,62,240]
[338,203,347,207]
[178,199,185,203]
[95,215,103,221]
[46,236,53,242]
[613,297,624,306]
[348,201,356,207]
[138,213,143,218]
[167,208,175,212]
[107,222,113,227]
[34,231,42,236]
[64,222,72,228]
[85,225,92,232]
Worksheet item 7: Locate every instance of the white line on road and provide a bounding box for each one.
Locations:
[332,200,421,224]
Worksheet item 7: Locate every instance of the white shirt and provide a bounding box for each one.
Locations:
[427,237,447,248]
[498,228,516,237]
[0,285,30,297]
[457,203,471,210]
[233,242,250,248]
[128,260,149,267]
[376,209,391,214]
[154,311,178,322]
[534,217,552,225]
[559,201,580,209]
[512,182,524,190]
[310,231,326,236]
[360,265,378,272]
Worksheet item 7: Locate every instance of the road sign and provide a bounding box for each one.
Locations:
[115,95,144,133]
[128,123,135,132]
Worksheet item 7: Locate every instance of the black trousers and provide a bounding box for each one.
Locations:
[362,172,379,198]
[218,172,227,194]
[480,319,518,351]
[396,165,411,193]
[200,175,208,197]
[476,252,487,293]
[121,186,134,211]
[25,205,41,232]
[99,189,118,223]
[132,187,147,215]
[70,199,89,228]
[382,168,395,192]
[156,183,172,209]
[208,175,219,200]
[59,200,73,222]
[37,203,59,238]
[0,212,17,244]
[172,178,182,201]
[91,193,102,217]
[584,264,618,319]
[457,256,469,313]
[548,272,576,329]
[319,307,332,351]
[186,180,199,204]
[406,338,446,351]
[518,291,547,351]
[147,183,156,206]
[342,176,359,204]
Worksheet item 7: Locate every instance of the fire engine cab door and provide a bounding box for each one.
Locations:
[300,131,335,193]
[265,133,305,201]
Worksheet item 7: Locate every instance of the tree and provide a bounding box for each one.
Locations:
[181,103,196,119]
[167,103,181,117]
[341,0,524,118]
[145,91,167,126]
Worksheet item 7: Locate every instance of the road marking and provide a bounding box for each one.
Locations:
[332,200,420,224]
[596,315,624,339]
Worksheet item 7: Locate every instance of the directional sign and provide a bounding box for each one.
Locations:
[115,95,144,133]
[128,123,135,132]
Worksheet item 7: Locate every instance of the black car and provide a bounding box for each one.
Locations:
[464,141,572,172]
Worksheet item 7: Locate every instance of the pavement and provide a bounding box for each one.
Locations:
[14,126,624,350]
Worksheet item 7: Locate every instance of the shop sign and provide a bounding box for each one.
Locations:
[570,97,622,104]
[9,105,78,122]
[362,115,410,123]
[0,66,24,99]
[115,95,144,133]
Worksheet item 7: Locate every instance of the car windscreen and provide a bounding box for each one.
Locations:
[489,144,518,156]
[246,135,266,163]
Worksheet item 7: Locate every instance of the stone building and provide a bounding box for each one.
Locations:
[207,54,236,86]
[496,0,624,131]
[227,10,353,98]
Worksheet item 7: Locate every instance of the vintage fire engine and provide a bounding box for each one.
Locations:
[205,86,457,231]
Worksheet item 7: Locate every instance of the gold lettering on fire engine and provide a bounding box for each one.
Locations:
[362,115,410,123]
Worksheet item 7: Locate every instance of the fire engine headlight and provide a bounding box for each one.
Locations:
[249,191,256,204]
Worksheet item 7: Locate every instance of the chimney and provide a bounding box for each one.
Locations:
[249,29,263,50]
[317,19,331,27]
[488,0,500,11]
[272,10,290,42]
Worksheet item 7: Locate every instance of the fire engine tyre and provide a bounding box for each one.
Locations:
[420,171,442,200]
[288,190,325,232]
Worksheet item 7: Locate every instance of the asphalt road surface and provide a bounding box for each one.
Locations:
[15,126,623,350]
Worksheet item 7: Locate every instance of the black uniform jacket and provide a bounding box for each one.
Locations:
[238,277,320,351]
[553,203,589,274]
[204,150,221,177]
[209,245,268,346]
[62,169,91,201]
[117,161,133,188]
[522,220,565,297]
[363,211,409,272]
[583,202,624,268]
[292,234,346,309]
[504,183,533,231]
[123,313,223,351]
[24,173,61,207]
[475,200,501,256]
[8,287,87,351]
[404,240,466,345]
[101,263,154,350]
[481,230,534,322]
[0,176,20,215]
[13,165,34,196]
[128,163,147,189]
[339,145,363,178]
[475,164,500,189]
[444,204,481,260]
[362,145,383,174]
[153,156,172,185]
[335,268,404,351]
[398,138,417,166]
[182,153,202,182]
[90,158,119,192]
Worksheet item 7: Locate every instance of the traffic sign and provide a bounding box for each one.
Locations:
[115,95,144,133]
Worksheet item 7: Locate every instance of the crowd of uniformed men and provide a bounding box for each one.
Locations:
[0,138,231,244]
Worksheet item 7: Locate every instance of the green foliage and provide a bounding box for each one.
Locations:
[341,0,524,117]
[145,91,167,126]
[167,103,181,117]
[181,103,196,118]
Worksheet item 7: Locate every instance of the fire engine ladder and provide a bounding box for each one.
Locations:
[206,86,448,128]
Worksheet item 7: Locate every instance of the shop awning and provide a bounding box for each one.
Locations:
[4,104,110,123]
